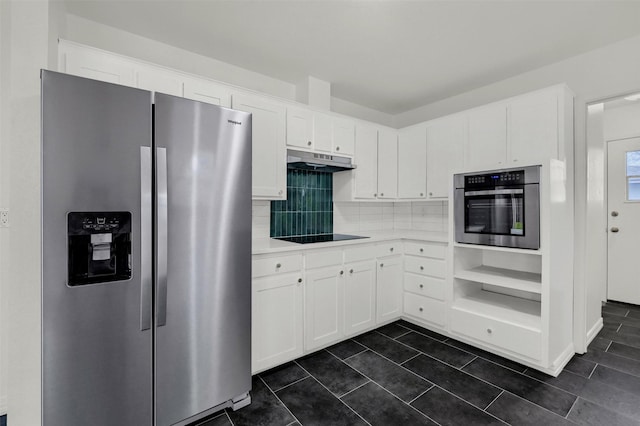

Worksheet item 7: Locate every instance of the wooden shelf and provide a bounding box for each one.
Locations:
[452,289,541,331]
[455,265,542,294]
[454,242,543,256]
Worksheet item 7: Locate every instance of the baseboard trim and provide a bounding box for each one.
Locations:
[586,317,604,348]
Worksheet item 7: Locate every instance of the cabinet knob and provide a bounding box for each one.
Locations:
[420,266,424,271]
[390,247,394,252]
[419,307,424,312]
[513,158,518,162]
[611,211,619,217]
[419,248,424,253]
[335,146,340,151]
[487,328,492,334]
[611,227,620,233]
[349,269,354,274]
[297,278,302,283]
[340,270,344,275]
[278,190,283,195]
[380,263,384,268]
[420,193,424,197]
[307,141,312,146]
[429,192,433,196]
[276,263,282,268]
[419,284,424,289]
[374,193,377,197]
[380,193,384,196]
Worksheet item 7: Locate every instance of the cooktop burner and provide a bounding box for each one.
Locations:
[274,234,369,244]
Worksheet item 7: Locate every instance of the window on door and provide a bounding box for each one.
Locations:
[627,151,640,201]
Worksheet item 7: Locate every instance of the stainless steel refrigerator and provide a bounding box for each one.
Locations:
[41,70,252,426]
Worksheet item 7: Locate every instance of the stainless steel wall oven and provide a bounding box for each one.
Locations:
[454,166,541,250]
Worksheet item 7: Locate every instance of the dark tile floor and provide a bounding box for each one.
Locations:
[197,301,640,425]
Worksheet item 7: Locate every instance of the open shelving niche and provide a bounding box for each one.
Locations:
[452,244,543,331]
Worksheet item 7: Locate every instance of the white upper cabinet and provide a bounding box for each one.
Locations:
[353,125,379,199]
[232,94,287,200]
[286,106,314,150]
[60,43,136,87]
[377,128,398,199]
[313,112,334,153]
[332,117,356,156]
[398,126,427,199]
[467,104,507,171]
[136,65,183,97]
[426,116,466,199]
[508,90,558,166]
[183,78,232,107]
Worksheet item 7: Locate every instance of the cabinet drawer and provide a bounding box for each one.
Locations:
[404,241,446,259]
[403,293,446,326]
[344,245,376,263]
[376,241,402,258]
[253,254,303,277]
[404,256,446,279]
[305,250,343,269]
[404,273,446,301]
[450,308,541,360]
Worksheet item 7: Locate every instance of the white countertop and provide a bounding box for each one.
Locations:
[252,230,449,255]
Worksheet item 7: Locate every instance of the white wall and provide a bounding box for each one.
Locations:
[0,1,6,416]
[396,33,640,352]
[604,100,640,141]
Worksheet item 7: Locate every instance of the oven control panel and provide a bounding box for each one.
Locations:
[465,170,525,189]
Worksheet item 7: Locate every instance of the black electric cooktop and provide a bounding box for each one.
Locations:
[274,234,369,244]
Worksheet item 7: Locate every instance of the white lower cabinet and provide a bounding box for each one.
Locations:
[305,266,345,351]
[404,293,447,327]
[344,260,377,336]
[376,256,403,324]
[252,272,304,373]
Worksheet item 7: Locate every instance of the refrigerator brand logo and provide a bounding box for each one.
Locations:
[228,120,242,126]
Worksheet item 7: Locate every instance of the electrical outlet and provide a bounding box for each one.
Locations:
[0,208,9,228]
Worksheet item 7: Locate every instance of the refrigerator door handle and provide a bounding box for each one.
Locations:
[140,146,152,331]
[157,147,168,327]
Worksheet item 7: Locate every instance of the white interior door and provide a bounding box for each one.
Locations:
[607,137,640,304]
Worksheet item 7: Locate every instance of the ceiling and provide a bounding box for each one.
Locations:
[64,1,640,115]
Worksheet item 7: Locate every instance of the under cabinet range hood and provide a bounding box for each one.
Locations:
[287,149,356,173]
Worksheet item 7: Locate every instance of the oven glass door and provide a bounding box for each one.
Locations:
[464,188,525,236]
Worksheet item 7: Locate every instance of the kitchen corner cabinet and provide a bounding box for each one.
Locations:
[344,260,377,336]
[398,126,427,199]
[376,255,403,324]
[426,116,465,199]
[232,94,287,200]
[377,128,399,199]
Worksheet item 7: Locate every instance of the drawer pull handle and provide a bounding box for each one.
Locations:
[420,266,424,271]
[390,247,394,252]
[420,248,424,253]
[419,284,424,289]
[380,263,384,268]
[307,141,312,146]
[487,328,492,335]
[297,278,302,283]
[349,269,354,274]
[335,146,340,151]
[276,263,282,268]
[419,307,424,312]
[340,270,344,275]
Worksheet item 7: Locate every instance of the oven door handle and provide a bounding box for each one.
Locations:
[464,189,524,196]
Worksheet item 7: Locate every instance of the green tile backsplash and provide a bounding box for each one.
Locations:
[271,169,333,237]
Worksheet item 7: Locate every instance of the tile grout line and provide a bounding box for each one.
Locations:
[257,375,303,426]
[336,346,369,363]
[482,389,504,411]
[400,352,422,365]
[270,374,312,393]
[293,360,373,426]
[616,323,623,333]
[337,379,372,399]
[459,355,478,370]
[224,410,235,426]
[605,340,613,352]
[407,385,434,405]
[431,384,509,425]
[391,329,413,340]
[564,395,580,420]
[587,363,597,379]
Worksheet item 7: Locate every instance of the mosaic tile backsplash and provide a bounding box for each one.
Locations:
[271,169,333,237]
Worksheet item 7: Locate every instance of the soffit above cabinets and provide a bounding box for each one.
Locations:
[64,1,640,115]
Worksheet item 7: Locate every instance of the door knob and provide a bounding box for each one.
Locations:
[611,227,620,233]
[611,211,619,217]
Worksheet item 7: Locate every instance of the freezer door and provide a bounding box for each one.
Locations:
[154,94,252,425]
[41,71,153,425]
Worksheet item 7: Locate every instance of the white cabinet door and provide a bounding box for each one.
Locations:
[398,126,427,199]
[333,117,355,156]
[377,128,398,199]
[314,112,333,153]
[62,47,136,87]
[252,273,304,373]
[376,256,403,324]
[467,104,507,171]
[136,65,183,96]
[426,116,465,199]
[508,90,558,166]
[287,106,314,150]
[353,125,378,199]
[344,261,377,336]
[183,78,232,107]
[232,94,286,199]
[305,267,344,351]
